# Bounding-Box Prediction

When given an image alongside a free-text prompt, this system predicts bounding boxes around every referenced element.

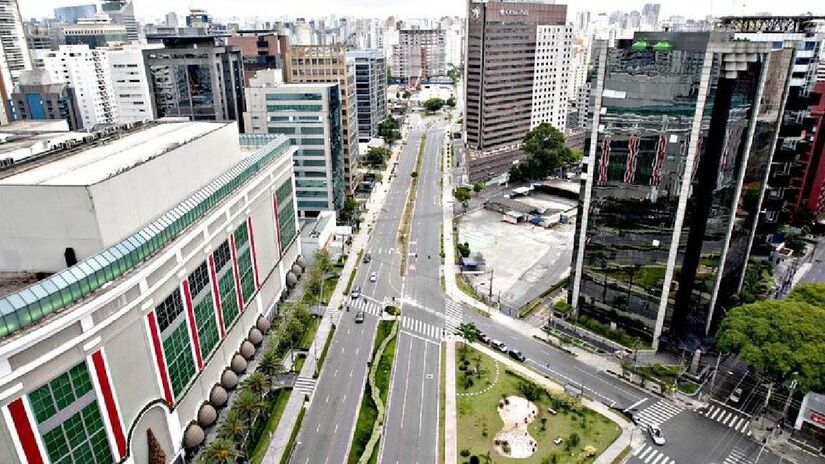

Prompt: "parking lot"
[456,191,576,311]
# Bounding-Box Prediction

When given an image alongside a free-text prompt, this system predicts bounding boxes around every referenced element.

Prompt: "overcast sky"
[19,0,824,23]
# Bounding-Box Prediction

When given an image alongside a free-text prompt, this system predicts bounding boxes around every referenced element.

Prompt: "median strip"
[399,133,427,275]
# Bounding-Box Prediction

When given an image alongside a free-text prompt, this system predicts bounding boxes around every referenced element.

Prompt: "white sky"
[19,0,825,24]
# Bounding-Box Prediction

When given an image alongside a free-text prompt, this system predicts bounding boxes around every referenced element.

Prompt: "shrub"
[384,305,401,316]
[460,449,471,457]
[469,456,480,464]
[517,381,544,402]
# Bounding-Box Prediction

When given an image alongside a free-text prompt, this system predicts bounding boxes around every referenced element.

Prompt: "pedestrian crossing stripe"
[294,377,317,395]
[347,298,382,316]
[701,404,752,435]
[400,317,442,340]
[723,447,751,464]
[632,444,676,464]
[633,401,684,428]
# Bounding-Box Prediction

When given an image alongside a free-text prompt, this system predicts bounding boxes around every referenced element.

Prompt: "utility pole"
[760,382,774,427]
[489,269,494,300]
[708,352,722,399]
[781,376,798,421]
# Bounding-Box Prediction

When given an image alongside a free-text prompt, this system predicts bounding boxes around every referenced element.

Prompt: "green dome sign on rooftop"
[631,39,649,50]
[653,40,674,50]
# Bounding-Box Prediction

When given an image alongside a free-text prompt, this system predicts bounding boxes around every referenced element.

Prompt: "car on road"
[647,424,665,446]
[369,272,377,282]
[478,332,491,345]
[613,349,631,360]
[508,349,526,362]
[363,253,371,263]
[491,339,508,352]
[351,285,362,299]
[729,387,742,403]
[355,310,365,324]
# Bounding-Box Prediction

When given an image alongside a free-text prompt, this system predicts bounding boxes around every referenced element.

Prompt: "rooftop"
[0,120,83,164]
[0,121,226,186]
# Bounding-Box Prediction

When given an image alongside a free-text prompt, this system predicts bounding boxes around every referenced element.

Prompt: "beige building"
[286,45,360,193]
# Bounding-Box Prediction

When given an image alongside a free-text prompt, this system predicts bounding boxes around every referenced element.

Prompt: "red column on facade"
[181,280,203,369]
[208,254,226,337]
[6,398,44,464]
[247,216,261,288]
[90,350,127,459]
[146,312,174,406]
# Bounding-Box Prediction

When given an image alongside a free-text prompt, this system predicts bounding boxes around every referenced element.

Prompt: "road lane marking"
[624,397,648,412]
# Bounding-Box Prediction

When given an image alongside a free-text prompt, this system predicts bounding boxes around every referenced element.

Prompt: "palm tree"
[257,349,285,379]
[218,409,245,443]
[234,389,263,425]
[198,438,240,464]
[243,372,271,399]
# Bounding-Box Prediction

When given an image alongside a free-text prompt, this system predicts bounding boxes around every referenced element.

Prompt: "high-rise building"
[641,4,661,29]
[107,43,160,123]
[287,45,360,194]
[391,27,445,84]
[38,45,118,129]
[348,50,388,141]
[804,81,825,219]
[186,8,211,29]
[720,17,825,228]
[243,70,345,217]
[569,32,791,351]
[463,1,568,182]
[444,22,464,68]
[143,35,246,130]
[164,12,179,28]
[100,0,138,42]
[228,30,290,84]
[0,120,302,464]
[0,0,31,125]
[53,4,97,24]
[10,69,82,130]
[63,15,128,49]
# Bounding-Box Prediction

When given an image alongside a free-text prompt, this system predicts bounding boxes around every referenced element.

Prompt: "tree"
[453,186,471,206]
[313,248,332,274]
[197,438,240,464]
[517,381,543,402]
[258,349,285,378]
[716,287,825,393]
[218,409,246,442]
[447,67,461,83]
[472,181,485,192]
[378,117,401,145]
[402,90,411,99]
[234,389,263,424]
[243,371,271,398]
[339,197,360,225]
[446,96,456,107]
[423,98,446,112]
[457,242,471,258]
[363,147,391,168]
[147,429,167,464]
[456,322,480,356]
[509,123,580,181]
[781,226,807,255]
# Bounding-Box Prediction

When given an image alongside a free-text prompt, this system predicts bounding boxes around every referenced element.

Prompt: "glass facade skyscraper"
[570,32,792,351]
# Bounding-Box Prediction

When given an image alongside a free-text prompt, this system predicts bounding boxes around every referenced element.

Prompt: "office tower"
[54,4,98,24]
[348,50,388,141]
[530,25,572,131]
[391,27,446,84]
[641,4,661,29]
[164,12,179,28]
[23,19,61,52]
[464,1,567,182]
[228,30,290,84]
[243,70,345,217]
[62,15,128,49]
[569,32,791,351]
[100,0,138,42]
[719,17,825,227]
[107,43,160,123]
[444,22,464,68]
[0,120,301,463]
[143,35,245,130]
[186,8,211,29]
[38,45,118,129]
[287,45,360,194]
[10,70,82,130]
[805,81,825,219]
[0,0,31,125]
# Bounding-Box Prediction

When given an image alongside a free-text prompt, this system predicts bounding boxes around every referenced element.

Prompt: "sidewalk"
[263,129,409,463]
[444,336,458,464]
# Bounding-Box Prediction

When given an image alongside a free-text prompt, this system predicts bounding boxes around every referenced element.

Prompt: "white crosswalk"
[633,401,684,428]
[347,298,383,317]
[294,376,317,396]
[632,444,677,464]
[444,299,463,334]
[400,317,443,340]
[701,404,752,436]
[723,447,754,464]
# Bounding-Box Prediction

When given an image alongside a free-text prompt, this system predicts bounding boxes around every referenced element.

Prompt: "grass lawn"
[292,355,306,374]
[314,325,336,379]
[456,345,621,464]
[456,273,482,303]
[348,321,396,463]
[322,274,341,303]
[298,316,321,351]
[249,388,292,464]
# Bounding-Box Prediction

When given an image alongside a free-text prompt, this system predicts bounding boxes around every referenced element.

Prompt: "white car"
[369,272,377,282]
[647,424,665,446]
[729,387,742,403]
[490,339,508,352]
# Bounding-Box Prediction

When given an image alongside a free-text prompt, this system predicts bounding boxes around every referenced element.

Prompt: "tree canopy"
[377,117,401,144]
[446,96,456,107]
[363,147,391,168]
[423,98,446,112]
[509,123,580,180]
[716,283,825,392]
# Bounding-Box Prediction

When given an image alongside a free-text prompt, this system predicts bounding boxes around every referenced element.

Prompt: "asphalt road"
[288,116,423,464]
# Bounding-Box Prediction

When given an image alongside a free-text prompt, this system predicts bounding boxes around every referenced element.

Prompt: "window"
[218,271,239,327]
[188,261,219,357]
[188,262,210,297]
[265,93,322,101]
[28,363,113,464]
[156,290,196,398]
[214,241,232,272]
[266,104,322,112]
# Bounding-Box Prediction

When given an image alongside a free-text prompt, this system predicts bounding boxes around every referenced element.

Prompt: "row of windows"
[266,104,322,112]
[266,126,325,135]
[265,92,322,101]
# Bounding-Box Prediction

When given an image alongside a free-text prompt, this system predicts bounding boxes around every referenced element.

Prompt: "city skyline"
[20,0,825,23]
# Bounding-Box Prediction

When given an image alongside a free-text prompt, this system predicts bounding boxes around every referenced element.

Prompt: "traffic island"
[399,133,427,275]
[455,344,622,464]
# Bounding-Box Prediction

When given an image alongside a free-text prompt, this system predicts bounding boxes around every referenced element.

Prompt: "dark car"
[363,253,372,263]
[478,332,491,345]
[355,310,365,323]
[508,349,526,362]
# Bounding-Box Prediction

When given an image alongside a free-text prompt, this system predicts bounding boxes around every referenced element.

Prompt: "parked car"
[729,387,743,403]
[478,332,491,345]
[363,253,372,263]
[355,310,365,324]
[613,349,631,360]
[351,285,362,299]
[508,349,526,362]
[369,272,377,282]
[491,339,508,352]
[647,424,665,446]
